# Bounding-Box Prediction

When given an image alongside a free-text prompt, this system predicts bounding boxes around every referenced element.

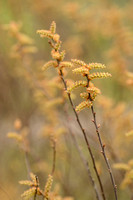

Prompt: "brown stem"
[91,105,118,200]
[51,138,56,175]
[59,69,106,200]
[86,75,118,200]
[24,151,31,180]
[63,104,100,200]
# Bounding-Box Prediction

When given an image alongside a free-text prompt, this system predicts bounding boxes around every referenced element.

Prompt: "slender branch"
[24,151,31,180]
[91,105,118,200]
[59,68,106,200]
[51,137,56,175]
[86,75,118,200]
[63,104,100,200]
[45,38,106,200]
[34,189,37,200]
[33,176,38,200]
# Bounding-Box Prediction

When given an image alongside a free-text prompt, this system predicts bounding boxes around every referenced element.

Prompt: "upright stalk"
[59,68,106,200]
[86,75,118,200]
[63,104,100,200]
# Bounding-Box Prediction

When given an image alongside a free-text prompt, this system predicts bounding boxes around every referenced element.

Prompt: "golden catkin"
[88,63,106,70]
[71,59,87,66]
[72,67,90,75]
[7,132,23,142]
[67,81,87,92]
[42,60,58,71]
[44,175,53,199]
[19,180,34,186]
[21,187,36,199]
[59,61,74,69]
[76,101,92,112]
[50,21,56,34]
[80,92,89,99]
[88,72,112,80]
[87,87,101,94]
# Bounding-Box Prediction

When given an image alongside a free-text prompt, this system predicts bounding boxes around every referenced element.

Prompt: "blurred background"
[0,0,133,199]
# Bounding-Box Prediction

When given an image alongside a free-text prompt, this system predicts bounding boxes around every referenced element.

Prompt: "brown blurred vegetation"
[0,0,133,200]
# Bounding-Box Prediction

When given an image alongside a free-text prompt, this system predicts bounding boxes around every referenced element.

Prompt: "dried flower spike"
[67,81,87,93]
[76,101,92,112]
[44,175,53,199]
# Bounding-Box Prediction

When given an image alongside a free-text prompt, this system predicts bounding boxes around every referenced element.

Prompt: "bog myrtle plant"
[37,22,118,200]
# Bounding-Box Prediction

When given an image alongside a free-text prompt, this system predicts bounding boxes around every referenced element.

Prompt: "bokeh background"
[0,0,133,199]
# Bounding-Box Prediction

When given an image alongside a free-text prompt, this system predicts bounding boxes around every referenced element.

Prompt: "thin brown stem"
[33,190,37,200]
[46,38,106,200]
[51,138,56,175]
[86,75,118,200]
[24,151,31,180]
[91,105,118,200]
[59,69,106,200]
[63,104,100,200]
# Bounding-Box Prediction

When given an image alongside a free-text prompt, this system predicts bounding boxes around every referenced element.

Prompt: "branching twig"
[51,137,56,175]
[63,103,100,200]
[86,75,118,200]
[58,68,106,200]
[91,105,118,200]
[24,151,31,180]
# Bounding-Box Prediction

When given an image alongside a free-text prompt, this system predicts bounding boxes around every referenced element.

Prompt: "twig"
[91,105,118,200]
[63,103,100,200]
[58,68,106,200]
[51,137,56,175]
[44,37,106,200]
[86,75,118,200]
[33,176,39,200]
[24,151,31,180]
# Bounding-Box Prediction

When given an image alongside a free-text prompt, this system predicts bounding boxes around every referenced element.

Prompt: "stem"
[51,138,56,175]
[24,151,31,180]
[33,190,37,200]
[63,104,100,200]
[86,75,118,200]
[59,69,106,200]
[91,105,118,200]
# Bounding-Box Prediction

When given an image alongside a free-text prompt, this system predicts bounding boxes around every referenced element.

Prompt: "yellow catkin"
[60,50,66,61]
[14,118,22,130]
[50,21,56,34]
[7,132,23,142]
[44,175,53,199]
[72,67,89,75]
[88,63,106,70]
[71,59,87,66]
[76,101,92,112]
[87,87,101,94]
[67,81,87,92]
[21,187,36,199]
[37,30,54,40]
[80,92,89,99]
[55,40,62,51]
[30,173,37,184]
[19,180,34,186]
[53,34,60,43]
[125,130,133,137]
[113,163,130,171]
[42,60,57,71]
[59,61,74,69]
[51,49,61,60]
[89,72,112,80]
